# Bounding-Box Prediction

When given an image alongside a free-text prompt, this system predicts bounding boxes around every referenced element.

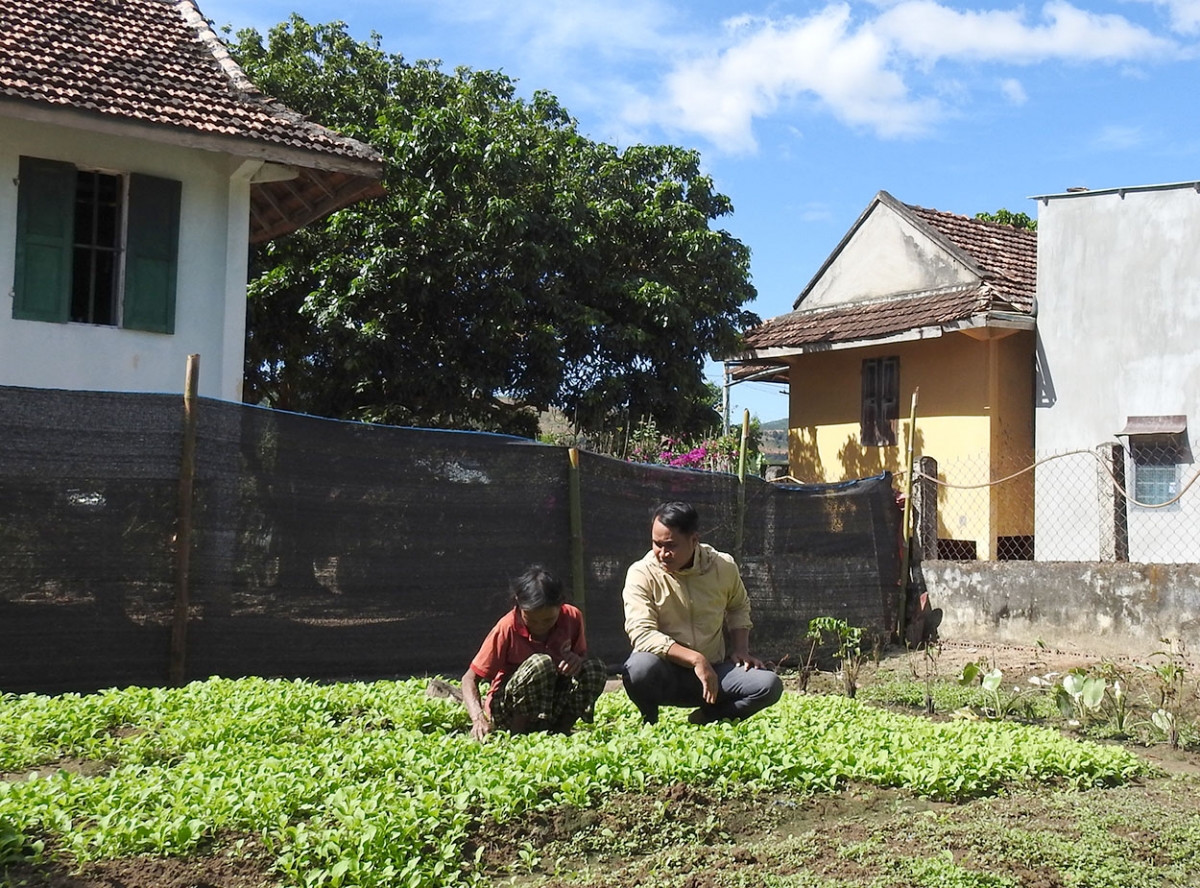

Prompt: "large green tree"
[230,18,758,437]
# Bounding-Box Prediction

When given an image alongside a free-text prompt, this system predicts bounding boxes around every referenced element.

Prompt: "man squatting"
[622,501,784,725]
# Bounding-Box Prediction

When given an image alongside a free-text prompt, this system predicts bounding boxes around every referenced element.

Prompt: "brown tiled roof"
[905,203,1036,312]
[744,285,1005,351]
[740,194,1036,355]
[0,0,384,241]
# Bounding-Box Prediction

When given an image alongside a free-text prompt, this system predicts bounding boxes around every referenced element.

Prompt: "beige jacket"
[622,542,753,663]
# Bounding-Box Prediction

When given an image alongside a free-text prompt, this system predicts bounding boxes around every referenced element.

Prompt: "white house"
[1034,182,1200,563]
[0,0,384,401]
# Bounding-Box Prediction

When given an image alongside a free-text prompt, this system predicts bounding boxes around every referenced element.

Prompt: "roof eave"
[732,311,1036,361]
[0,97,384,179]
[0,98,387,243]
[250,173,387,244]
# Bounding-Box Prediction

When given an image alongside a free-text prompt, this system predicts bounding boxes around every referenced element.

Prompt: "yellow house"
[731,192,1037,561]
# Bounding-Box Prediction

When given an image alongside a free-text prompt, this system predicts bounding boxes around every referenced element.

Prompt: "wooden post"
[170,354,199,685]
[897,389,919,642]
[735,409,750,563]
[567,447,586,618]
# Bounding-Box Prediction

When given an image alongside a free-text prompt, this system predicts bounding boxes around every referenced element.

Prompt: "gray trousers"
[622,650,784,724]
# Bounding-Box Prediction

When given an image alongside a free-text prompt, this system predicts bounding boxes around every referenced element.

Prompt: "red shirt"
[470,604,588,711]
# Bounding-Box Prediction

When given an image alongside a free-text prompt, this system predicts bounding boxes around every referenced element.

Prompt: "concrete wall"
[0,116,253,401]
[1035,184,1200,562]
[921,560,1200,659]
[803,201,976,308]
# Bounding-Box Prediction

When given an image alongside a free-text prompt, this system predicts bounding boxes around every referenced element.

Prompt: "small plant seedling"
[908,643,942,715]
[1152,708,1181,749]
[958,662,1026,720]
[807,617,867,698]
[1054,670,1107,726]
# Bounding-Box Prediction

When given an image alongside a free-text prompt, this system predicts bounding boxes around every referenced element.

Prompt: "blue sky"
[198,0,1200,424]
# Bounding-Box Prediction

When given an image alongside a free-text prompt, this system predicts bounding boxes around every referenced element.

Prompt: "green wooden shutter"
[123,173,181,334]
[14,156,75,322]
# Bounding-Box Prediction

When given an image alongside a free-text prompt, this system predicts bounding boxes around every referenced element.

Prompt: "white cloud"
[658,5,940,153]
[800,202,834,222]
[873,0,1173,63]
[1131,0,1200,34]
[1000,78,1028,105]
[644,1,1176,154]
[1092,124,1147,149]
[414,0,674,58]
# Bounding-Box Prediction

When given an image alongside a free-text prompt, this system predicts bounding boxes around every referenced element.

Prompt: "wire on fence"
[907,441,1198,564]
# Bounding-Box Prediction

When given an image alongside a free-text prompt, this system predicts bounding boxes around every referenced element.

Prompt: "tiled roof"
[905,203,1036,312]
[0,0,384,241]
[743,285,1005,351]
[741,195,1036,354]
[0,0,380,165]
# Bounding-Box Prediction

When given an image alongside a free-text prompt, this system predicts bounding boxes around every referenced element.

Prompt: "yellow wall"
[990,331,1036,542]
[785,329,1034,559]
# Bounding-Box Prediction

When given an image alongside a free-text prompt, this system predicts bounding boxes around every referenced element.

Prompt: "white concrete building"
[0,0,383,402]
[1034,183,1200,563]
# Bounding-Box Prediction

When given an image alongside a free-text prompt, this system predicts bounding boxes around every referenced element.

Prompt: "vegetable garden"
[3,645,1199,888]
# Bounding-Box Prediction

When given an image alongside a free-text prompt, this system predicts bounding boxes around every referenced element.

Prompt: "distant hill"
[758,418,788,431]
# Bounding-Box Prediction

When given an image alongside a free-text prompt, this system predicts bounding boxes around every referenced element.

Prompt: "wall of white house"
[1034,184,1200,563]
[0,116,251,402]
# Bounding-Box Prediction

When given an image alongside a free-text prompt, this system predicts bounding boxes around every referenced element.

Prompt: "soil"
[1,839,275,888]
[4,642,1199,888]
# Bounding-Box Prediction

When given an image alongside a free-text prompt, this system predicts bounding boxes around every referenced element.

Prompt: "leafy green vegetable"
[0,678,1150,888]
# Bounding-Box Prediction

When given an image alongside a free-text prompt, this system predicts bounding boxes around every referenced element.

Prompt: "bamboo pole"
[170,354,200,685]
[897,388,919,643]
[735,409,750,563]
[567,447,586,618]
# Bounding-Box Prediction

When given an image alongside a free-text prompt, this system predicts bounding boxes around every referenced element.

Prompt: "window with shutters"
[860,356,899,446]
[13,156,180,333]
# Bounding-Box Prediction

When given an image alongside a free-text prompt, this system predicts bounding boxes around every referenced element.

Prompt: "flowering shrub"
[627,419,756,474]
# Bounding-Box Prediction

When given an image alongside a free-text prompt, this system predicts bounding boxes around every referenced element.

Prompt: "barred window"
[861,356,899,447]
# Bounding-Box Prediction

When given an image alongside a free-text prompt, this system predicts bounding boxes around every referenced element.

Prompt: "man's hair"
[652,501,700,536]
[509,565,566,610]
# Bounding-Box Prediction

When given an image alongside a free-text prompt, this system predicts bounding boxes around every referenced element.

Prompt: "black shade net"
[0,386,900,694]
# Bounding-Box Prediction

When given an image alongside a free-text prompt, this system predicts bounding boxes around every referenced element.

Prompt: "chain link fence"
[913,441,1199,564]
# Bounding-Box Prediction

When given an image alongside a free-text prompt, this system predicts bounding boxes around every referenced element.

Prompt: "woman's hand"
[461,668,492,741]
[557,644,583,677]
[470,714,493,742]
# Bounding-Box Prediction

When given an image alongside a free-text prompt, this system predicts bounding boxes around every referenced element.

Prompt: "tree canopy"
[229,18,758,437]
[974,208,1037,231]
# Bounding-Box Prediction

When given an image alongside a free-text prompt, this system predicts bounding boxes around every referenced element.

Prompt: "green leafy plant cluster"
[0,677,1149,887]
[859,640,1199,750]
[806,617,869,698]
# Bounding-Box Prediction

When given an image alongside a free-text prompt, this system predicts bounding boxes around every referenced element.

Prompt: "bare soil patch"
[2,838,274,888]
